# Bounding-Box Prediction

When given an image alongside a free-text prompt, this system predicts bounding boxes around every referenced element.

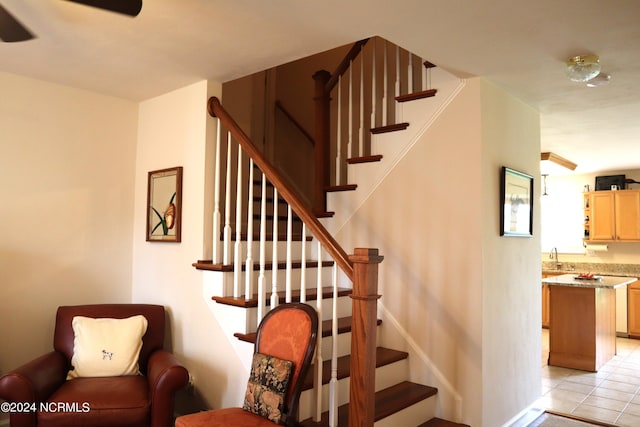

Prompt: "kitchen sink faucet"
[549,247,561,269]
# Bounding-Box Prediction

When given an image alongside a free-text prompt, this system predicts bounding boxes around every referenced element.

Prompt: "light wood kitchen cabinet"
[615,191,640,240]
[628,280,640,338]
[542,272,562,328]
[542,283,550,328]
[585,190,640,242]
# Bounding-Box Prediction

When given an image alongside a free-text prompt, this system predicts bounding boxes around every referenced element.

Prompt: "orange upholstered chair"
[175,302,318,427]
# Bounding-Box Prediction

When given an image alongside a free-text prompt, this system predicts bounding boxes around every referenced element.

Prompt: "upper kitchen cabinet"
[584,190,640,241]
[615,190,640,240]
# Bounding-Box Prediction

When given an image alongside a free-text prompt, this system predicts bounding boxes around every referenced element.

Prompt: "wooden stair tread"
[298,381,437,426]
[396,88,438,103]
[301,347,408,390]
[370,122,409,134]
[214,286,352,309]
[234,315,382,343]
[252,213,303,222]
[193,259,333,272]
[215,233,313,241]
[417,418,470,427]
[314,211,335,218]
[346,154,383,164]
[325,184,357,192]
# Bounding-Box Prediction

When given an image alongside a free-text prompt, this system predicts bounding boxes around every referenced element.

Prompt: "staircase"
[194,37,469,427]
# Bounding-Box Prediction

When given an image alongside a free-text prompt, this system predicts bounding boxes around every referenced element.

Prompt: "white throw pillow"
[67,315,148,379]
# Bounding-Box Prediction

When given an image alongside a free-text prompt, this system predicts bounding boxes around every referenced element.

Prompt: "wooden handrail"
[275,100,315,146]
[208,96,354,280]
[325,38,369,94]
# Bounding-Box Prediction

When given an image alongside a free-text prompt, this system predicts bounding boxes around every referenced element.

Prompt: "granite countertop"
[542,262,640,278]
[541,274,637,289]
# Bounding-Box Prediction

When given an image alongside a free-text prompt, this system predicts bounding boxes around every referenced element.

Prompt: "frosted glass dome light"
[566,54,601,82]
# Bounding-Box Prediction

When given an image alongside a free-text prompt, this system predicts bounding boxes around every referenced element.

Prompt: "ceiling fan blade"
[62,0,143,17]
[0,4,35,42]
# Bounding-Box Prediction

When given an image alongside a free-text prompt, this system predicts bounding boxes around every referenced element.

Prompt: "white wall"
[131,80,246,412]
[331,78,541,426]
[0,72,138,375]
[480,79,541,426]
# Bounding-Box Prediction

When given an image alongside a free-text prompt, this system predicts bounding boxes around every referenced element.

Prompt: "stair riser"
[235,296,352,332]
[297,359,409,420]
[373,396,436,427]
[319,330,358,360]
[215,240,318,264]
[218,266,341,298]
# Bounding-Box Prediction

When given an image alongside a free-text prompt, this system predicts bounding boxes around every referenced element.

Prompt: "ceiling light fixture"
[541,152,577,175]
[542,174,549,196]
[586,72,611,87]
[566,54,601,82]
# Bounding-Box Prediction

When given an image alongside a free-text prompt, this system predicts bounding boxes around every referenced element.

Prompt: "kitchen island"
[542,274,637,372]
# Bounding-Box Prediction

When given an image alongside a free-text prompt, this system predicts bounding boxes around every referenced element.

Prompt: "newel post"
[312,69,331,215]
[349,248,383,427]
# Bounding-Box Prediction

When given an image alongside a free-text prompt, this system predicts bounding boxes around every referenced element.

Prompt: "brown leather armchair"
[0,304,189,427]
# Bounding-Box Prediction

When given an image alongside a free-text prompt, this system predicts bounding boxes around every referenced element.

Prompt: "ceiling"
[1,0,639,175]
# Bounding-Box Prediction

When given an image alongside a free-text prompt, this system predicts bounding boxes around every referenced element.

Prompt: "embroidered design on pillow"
[243,353,293,424]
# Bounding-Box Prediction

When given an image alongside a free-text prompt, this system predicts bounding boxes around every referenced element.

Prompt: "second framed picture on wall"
[146,166,183,242]
[500,166,533,237]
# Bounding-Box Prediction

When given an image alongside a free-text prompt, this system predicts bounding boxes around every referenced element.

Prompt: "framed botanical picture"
[146,166,182,242]
[500,166,533,237]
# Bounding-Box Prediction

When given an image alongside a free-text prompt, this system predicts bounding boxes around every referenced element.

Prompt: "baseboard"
[504,403,544,427]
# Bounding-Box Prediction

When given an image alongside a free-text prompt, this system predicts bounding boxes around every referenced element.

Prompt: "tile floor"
[540,329,640,426]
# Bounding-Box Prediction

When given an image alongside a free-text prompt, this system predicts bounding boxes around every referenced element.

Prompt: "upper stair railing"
[313,37,437,213]
[207,96,382,427]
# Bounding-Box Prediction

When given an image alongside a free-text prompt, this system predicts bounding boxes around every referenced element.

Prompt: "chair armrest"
[147,350,189,427]
[0,351,68,403]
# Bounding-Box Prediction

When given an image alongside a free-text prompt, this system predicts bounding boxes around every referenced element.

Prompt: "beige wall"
[0,72,138,374]
[131,80,246,412]
[330,78,541,426]
[480,79,542,426]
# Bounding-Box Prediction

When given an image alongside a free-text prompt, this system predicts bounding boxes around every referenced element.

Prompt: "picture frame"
[146,166,183,242]
[500,166,533,237]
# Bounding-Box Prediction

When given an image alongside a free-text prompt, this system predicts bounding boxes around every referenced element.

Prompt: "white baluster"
[313,239,323,423]
[348,60,353,161]
[382,40,388,127]
[422,58,428,91]
[245,159,254,300]
[270,188,279,309]
[300,224,307,303]
[395,45,403,123]
[336,74,342,185]
[233,148,243,298]
[358,50,365,158]
[329,262,339,427]
[223,131,232,265]
[285,205,293,303]
[408,52,414,94]
[212,118,222,264]
[370,38,377,139]
[257,173,267,325]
